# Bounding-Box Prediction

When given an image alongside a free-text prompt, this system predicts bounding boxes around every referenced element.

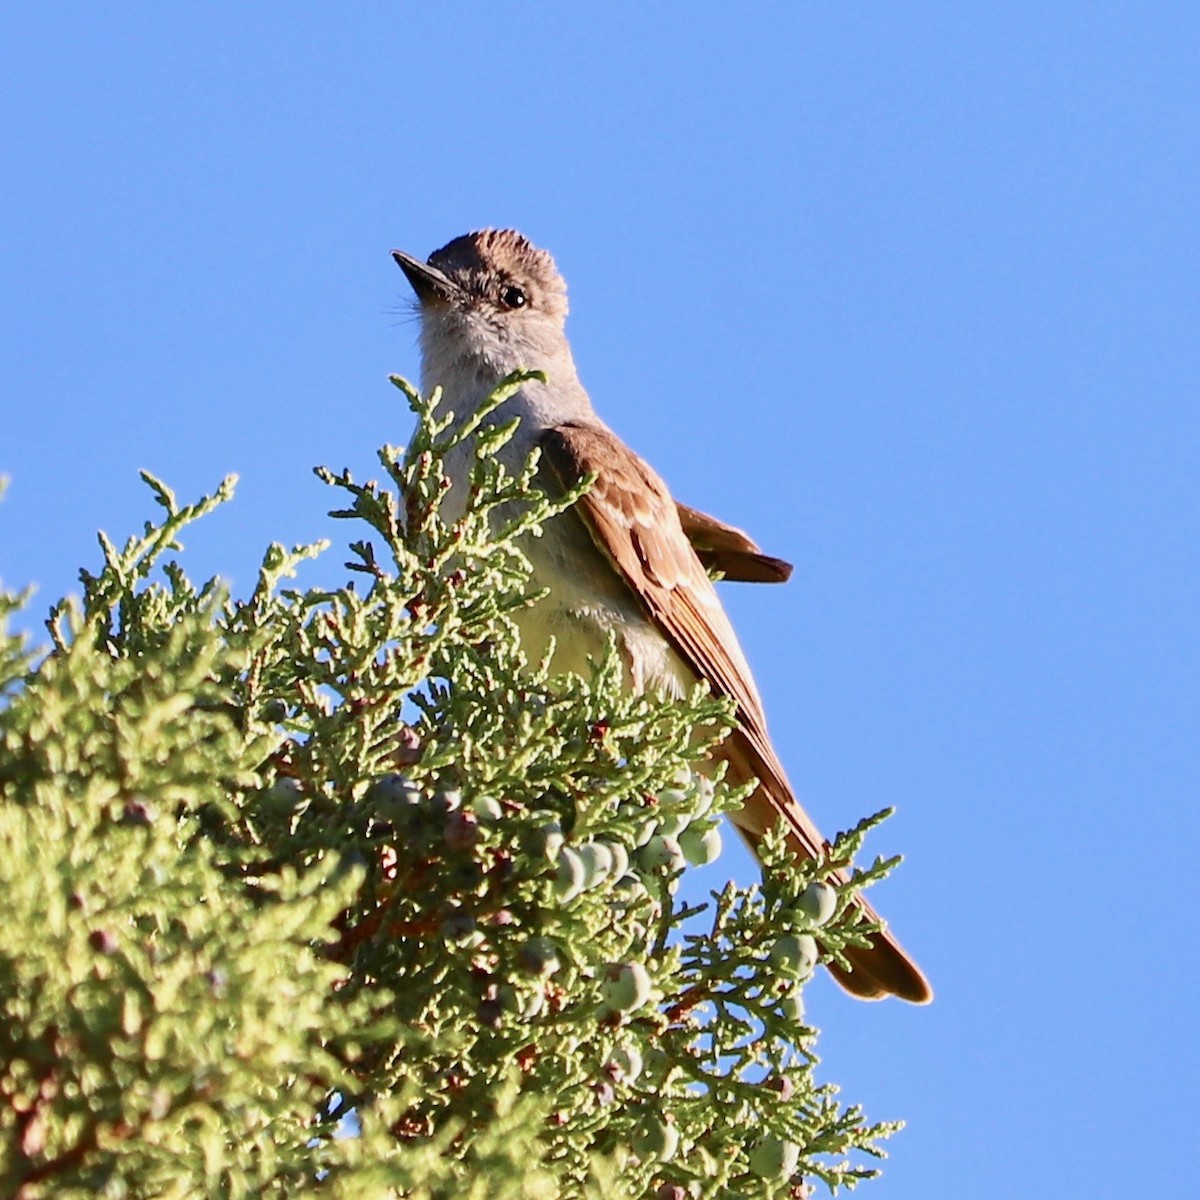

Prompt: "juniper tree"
[0,376,908,1197]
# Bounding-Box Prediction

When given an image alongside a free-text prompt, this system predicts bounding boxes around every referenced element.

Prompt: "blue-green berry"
[632,1116,680,1162]
[518,937,562,978]
[534,815,565,860]
[794,881,838,928]
[779,984,805,1023]
[769,933,819,980]
[554,847,586,901]
[577,840,616,888]
[368,774,422,822]
[600,961,652,1014]
[606,840,630,879]
[605,1044,644,1083]
[471,795,505,822]
[679,824,722,866]
[748,1134,800,1180]
[636,834,686,874]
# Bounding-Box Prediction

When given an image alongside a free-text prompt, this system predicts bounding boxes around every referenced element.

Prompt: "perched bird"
[393,229,931,1003]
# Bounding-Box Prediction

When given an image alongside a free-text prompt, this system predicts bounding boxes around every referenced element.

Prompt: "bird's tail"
[719,732,933,1005]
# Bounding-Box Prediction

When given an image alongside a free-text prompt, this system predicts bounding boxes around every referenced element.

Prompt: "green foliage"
[0,374,905,1197]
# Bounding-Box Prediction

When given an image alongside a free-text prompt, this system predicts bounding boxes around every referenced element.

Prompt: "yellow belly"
[512,520,693,698]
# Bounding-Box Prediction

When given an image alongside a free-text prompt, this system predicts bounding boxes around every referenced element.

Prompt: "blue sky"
[2,4,1197,1194]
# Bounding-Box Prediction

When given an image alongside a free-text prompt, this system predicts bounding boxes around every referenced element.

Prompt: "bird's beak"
[391,249,460,304]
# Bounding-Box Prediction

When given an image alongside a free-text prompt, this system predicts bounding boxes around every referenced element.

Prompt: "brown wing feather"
[540,422,932,1005]
[676,502,794,584]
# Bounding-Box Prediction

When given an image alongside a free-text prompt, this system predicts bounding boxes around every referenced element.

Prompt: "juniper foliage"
[0,374,906,1197]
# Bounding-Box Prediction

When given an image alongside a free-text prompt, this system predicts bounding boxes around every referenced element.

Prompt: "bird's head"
[393,230,571,383]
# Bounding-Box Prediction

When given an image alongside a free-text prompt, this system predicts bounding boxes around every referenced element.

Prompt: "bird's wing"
[539,423,781,780]
[539,421,932,1004]
[539,422,834,863]
[676,502,794,584]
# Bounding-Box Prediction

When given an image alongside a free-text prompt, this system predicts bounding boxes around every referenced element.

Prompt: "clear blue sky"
[3,4,1197,1194]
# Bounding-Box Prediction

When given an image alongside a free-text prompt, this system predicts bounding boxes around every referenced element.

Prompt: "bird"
[392,229,931,1003]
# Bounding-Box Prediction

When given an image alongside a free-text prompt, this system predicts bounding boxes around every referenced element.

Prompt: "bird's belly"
[513,519,694,699]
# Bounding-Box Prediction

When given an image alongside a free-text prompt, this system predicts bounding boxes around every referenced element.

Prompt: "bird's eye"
[499,284,527,309]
